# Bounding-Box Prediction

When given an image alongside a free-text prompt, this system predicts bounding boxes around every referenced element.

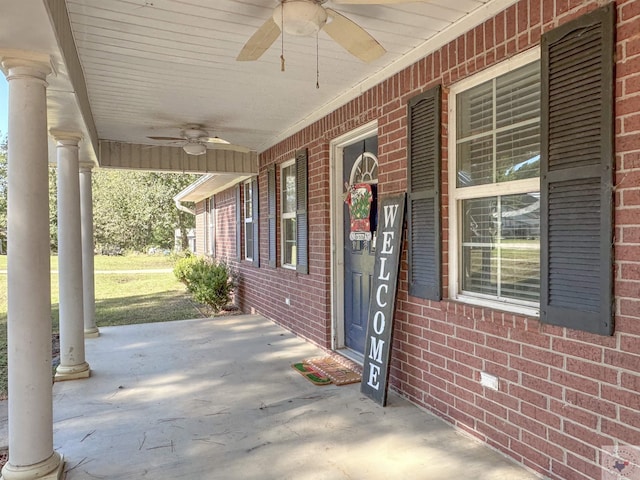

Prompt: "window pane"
[500,194,540,302]
[245,225,253,260]
[244,183,252,218]
[457,135,494,187]
[496,62,541,129]
[500,193,540,241]
[500,248,539,302]
[457,61,540,188]
[462,197,497,244]
[282,165,296,214]
[461,194,540,304]
[457,79,493,138]
[462,197,497,295]
[283,217,297,266]
[496,123,540,182]
[462,245,498,296]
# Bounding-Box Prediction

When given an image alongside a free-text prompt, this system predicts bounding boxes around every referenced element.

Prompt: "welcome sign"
[361,193,406,406]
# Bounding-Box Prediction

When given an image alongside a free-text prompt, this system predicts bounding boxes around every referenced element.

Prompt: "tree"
[91,170,197,253]
[48,166,57,252]
[0,135,196,253]
[0,133,6,253]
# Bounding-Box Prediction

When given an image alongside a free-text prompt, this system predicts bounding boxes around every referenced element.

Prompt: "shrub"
[173,252,199,285]
[175,255,236,314]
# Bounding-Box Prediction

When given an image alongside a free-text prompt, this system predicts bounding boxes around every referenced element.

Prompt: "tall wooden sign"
[361,193,406,406]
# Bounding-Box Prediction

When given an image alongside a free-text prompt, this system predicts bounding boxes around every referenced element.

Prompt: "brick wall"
[212,187,238,262]
[234,138,334,347]
[394,2,640,479]
[208,1,640,479]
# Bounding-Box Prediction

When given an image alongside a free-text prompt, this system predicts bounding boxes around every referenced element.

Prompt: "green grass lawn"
[0,254,204,398]
[0,253,176,272]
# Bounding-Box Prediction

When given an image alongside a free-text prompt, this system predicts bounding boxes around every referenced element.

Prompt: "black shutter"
[296,148,308,274]
[252,176,260,267]
[267,166,277,267]
[540,4,614,335]
[407,85,442,300]
[235,184,241,261]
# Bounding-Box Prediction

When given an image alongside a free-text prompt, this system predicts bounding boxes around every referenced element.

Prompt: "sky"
[0,75,7,137]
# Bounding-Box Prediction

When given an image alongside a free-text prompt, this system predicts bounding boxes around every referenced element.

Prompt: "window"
[272,150,308,273]
[449,50,541,315]
[244,180,253,261]
[281,159,297,269]
[237,177,259,267]
[207,197,215,256]
[409,7,613,334]
[267,166,277,267]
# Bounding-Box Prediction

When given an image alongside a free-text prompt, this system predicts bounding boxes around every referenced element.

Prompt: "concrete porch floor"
[6,315,543,479]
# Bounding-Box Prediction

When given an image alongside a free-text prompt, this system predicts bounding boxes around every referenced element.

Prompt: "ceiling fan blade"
[147,136,185,141]
[204,136,231,145]
[322,9,386,63]
[208,143,252,154]
[237,16,282,61]
[332,0,426,3]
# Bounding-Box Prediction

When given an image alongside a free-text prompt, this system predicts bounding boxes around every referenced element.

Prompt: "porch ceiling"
[1,0,517,173]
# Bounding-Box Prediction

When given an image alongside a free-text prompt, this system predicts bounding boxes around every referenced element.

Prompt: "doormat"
[306,356,361,385]
[291,362,332,385]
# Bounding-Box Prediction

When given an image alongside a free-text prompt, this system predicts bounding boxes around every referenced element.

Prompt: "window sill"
[454,294,540,318]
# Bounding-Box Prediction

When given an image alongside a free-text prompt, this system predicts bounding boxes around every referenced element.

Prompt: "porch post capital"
[50,130,83,147]
[0,51,53,82]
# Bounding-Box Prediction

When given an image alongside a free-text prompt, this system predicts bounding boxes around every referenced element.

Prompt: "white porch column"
[52,132,90,381]
[0,56,64,479]
[80,165,99,337]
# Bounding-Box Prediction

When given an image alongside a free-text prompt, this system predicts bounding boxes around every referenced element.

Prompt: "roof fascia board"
[44,0,99,160]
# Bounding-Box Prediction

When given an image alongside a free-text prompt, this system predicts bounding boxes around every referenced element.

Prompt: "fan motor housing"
[274,1,328,36]
[182,126,208,140]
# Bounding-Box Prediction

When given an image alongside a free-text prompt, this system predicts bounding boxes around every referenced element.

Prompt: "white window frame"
[280,159,297,270]
[243,180,253,261]
[207,196,215,256]
[448,48,541,317]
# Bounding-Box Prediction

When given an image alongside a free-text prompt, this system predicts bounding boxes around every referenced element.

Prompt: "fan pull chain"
[281,3,285,72]
[316,31,320,89]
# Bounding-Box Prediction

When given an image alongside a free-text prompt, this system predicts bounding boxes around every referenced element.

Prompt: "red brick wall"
[208,1,640,479]
[212,187,238,262]
[235,139,334,347]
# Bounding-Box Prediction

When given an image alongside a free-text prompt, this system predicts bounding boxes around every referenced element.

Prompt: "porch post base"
[54,362,90,381]
[1,452,64,480]
[84,327,100,338]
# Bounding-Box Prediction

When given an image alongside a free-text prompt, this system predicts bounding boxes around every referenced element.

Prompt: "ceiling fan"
[237,0,423,64]
[147,125,250,156]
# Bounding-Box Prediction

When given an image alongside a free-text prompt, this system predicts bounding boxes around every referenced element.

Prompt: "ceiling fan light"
[274,1,327,36]
[183,142,207,156]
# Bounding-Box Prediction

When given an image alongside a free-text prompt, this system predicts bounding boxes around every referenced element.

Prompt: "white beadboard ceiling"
[1,0,517,164]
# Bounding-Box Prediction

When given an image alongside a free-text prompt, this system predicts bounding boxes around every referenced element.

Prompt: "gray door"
[343,136,378,355]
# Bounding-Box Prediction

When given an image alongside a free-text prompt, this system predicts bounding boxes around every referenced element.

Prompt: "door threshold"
[335,348,364,367]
